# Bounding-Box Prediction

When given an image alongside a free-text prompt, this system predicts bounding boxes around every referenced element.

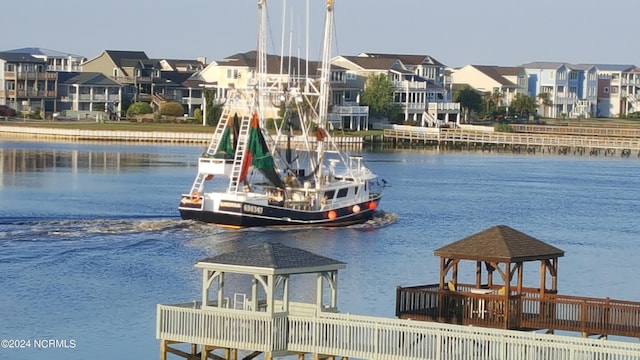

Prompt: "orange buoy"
[352,205,361,213]
[368,201,377,211]
[205,174,214,180]
[327,210,337,220]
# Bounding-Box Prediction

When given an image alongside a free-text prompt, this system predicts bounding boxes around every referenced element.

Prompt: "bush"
[127,102,153,117]
[160,102,185,117]
[194,108,203,122]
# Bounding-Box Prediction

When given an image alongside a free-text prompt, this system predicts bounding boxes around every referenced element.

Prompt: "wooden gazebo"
[397,225,568,331]
[435,224,564,302]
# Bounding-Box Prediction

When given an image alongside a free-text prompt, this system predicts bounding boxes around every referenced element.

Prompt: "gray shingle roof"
[0,52,45,63]
[3,47,83,58]
[58,72,121,86]
[104,50,149,67]
[339,55,402,71]
[434,225,564,263]
[197,242,346,273]
[471,65,517,87]
[362,53,444,67]
[221,51,321,77]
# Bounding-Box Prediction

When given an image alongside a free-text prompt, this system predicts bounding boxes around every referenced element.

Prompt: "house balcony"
[4,72,58,81]
[182,97,203,105]
[392,80,428,90]
[64,94,120,102]
[428,102,460,112]
[109,76,152,84]
[330,105,368,115]
[2,90,56,98]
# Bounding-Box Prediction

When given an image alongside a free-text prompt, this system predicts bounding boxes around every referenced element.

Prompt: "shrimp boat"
[178,0,384,228]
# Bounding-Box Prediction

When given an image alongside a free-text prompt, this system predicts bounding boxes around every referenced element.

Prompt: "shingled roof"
[196,242,346,275]
[434,225,564,263]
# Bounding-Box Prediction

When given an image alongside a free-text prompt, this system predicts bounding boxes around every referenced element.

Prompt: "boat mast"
[256,0,268,121]
[314,0,334,189]
[318,0,333,128]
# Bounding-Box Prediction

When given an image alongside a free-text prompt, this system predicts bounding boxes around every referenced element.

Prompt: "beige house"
[451,65,529,113]
[82,50,161,104]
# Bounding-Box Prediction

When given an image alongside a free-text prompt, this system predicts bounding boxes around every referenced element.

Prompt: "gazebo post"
[475,261,482,288]
[504,262,511,328]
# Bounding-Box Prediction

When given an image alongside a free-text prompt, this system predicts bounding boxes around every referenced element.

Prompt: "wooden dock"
[157,241,640,360]
[158,302,640,360]
[396,283,640,338]
[383,126,640,156]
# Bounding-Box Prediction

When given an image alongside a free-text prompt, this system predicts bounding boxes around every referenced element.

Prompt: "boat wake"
[0,217,225,242]
[352,210,399,230]
[0,211,397,243]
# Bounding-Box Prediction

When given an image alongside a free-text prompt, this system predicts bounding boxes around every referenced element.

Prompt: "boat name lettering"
[243,204,264,215]
[219,201,242,209]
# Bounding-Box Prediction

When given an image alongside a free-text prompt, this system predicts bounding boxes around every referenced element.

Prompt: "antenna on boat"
[279,0,287,92]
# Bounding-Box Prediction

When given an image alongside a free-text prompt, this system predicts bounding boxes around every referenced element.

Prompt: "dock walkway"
[158,301,640,360]
[384,126,640,155]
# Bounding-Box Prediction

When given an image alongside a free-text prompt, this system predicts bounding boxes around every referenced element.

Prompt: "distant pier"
[384,125,640,156]
[0,125,363,147]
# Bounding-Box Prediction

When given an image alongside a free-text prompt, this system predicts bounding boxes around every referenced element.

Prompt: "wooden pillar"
[475,261,482,287]
[504,262,511,328]
[517,262,523,295]
[540,260,546,298]
[551,258,558,292]
[160,339,167,360]
[439,257,446,289]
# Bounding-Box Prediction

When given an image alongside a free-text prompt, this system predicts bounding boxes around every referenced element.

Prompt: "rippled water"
[0,140,639,359]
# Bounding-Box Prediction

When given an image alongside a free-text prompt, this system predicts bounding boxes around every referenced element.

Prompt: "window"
[337,188,349,198]
[113,68,119,77]
[226,69,240,79]
[569,72,578,80]
[557,86,564,93]
[603,87,609,93]
[346,72,356,80]
[324,190,335,199]
[6,64,15,71]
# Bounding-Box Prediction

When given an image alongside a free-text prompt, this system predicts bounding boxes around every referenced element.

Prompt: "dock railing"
[396,283,640,338]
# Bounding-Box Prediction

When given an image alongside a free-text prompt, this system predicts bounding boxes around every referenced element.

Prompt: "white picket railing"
[157,303,640,360]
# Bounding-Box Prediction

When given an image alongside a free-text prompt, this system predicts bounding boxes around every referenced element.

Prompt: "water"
[1,140,639,359]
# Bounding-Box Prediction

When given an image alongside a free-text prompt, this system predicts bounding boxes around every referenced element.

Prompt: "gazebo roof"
[434,225,564,263]
[195,242,346,275]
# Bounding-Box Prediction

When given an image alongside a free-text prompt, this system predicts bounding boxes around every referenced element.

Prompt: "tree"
[491,90,503,113]
[453,86,482,122]
[537,92,552,118]
[361,73,402,122]
[159,101,185,117]
[126,102,153,122]
[204,89,224,126]
[510,93,537,116]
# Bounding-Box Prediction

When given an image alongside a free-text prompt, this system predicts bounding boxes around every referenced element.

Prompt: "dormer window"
[113,68,119,77]
[135,69,141,77]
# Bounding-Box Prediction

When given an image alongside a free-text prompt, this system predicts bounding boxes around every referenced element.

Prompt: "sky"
[2,0,638,68]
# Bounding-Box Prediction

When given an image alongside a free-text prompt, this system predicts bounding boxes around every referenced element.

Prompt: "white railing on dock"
[384,128,640,151]
[0,126,364,146]
[157,303,640,360]
[157,304,288,353]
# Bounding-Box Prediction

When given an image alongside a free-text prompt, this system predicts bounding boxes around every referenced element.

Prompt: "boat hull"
[179,195,382,228]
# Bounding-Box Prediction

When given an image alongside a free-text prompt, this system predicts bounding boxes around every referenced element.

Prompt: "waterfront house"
[592,64,640,117]
[332,53,460,126]
[82,50,161,105]
[450,65,529,114]
[0,52,58,114]
[198,51,370,130]
[56,72,123,119]
[522,62,598,119]
[3,47,85,72]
